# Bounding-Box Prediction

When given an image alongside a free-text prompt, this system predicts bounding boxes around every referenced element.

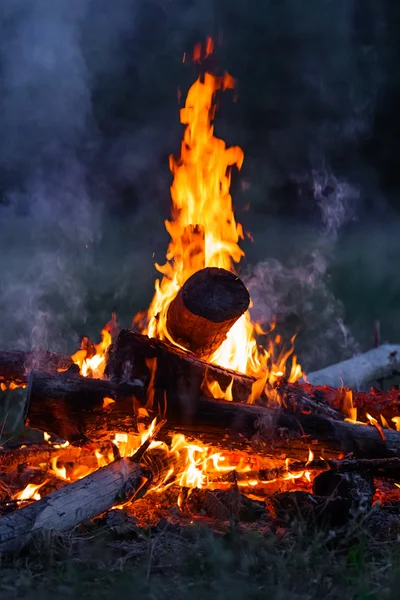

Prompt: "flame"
[51,457,68,480]
[14,481,48,502]
[342,389,357,423]
[72,329,112,378]
[133,62,301,394]
[392,417,400,431]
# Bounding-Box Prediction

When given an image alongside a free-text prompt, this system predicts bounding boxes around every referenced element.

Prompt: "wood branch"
[305,345,400,390]
[0,456,151,554]
[166,267,250,360]
[0,350,72,385]
[106,329,256,404]
[24,370,400,461]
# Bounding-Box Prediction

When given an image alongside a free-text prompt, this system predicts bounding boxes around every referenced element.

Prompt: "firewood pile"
[1,319,400,554]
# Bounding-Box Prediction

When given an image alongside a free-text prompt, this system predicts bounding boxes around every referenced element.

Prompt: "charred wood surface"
[272,491,350,528]
[166,267,250,360]
[0,350,72,385]
[25,370,400,461]
[312,470,375,514]
[106,329,255,404]
[0,457,151,554]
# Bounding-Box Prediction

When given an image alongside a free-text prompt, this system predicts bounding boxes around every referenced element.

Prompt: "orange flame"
[136,56,301,394]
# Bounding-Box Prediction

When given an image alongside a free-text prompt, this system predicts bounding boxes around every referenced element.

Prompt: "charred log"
[166,267,250,360]
[312,470,375,515]
[0,442,113,474]
[24,370,400,461]
[0,350,72,386]
[106,329,255,404]
[272,491,350,528]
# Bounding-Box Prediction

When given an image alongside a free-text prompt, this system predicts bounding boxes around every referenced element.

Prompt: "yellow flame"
[72,329,112,379]
[51,457,68,480]
[14,481,48,501]
[392,417,400,431]
[134,65,301,395]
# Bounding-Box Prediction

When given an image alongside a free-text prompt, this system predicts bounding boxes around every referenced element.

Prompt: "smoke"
[244,172,361,371]
[0,0,390,357]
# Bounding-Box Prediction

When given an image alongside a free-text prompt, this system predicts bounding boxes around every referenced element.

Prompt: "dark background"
[1,0,400,372]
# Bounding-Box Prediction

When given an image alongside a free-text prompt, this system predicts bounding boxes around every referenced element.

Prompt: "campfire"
[1,39,400,552]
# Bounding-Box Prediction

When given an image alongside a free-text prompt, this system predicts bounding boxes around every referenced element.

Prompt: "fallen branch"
[305,345,400,390]
[0,451,152,554]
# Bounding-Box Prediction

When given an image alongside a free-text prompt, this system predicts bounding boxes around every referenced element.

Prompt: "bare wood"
[305,345,400,390]
[25,370,400,461]
[0,350,72,385]
[0,457,151,554]
[166,267,250,360]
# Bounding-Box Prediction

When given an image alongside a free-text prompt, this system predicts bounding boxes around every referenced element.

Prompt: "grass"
[0,516,400,600]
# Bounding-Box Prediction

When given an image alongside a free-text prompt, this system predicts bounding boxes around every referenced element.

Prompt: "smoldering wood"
[0,457,151,554]
[166,267,250,360]
[0,441,114,474]
[305,345,400,390]
[25,370,400,461]
[312,470,375,515]
[0,468,68,501]
[0,350,72,385]
[272,491,351,528]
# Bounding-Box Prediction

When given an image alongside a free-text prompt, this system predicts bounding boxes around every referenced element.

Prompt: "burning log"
[0,454,151,554]
[166,267,250,360]
[0,350,72,386]
[305,344,400,390]
[24,370,400,460]
[106,329,255,403]
[0,442,107,473]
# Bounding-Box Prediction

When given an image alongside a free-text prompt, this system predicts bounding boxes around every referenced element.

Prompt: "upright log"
[166,267,250,360]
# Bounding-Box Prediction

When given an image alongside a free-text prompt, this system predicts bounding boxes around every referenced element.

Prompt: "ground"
[1,515,400,600]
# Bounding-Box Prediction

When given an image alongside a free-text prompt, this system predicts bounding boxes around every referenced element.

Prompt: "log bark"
[165,267,250,360]
[0,350,72,386]
[0,457,151,554]
[106,329,256,404]
[24,370,400,461]
[305,345,400,390]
